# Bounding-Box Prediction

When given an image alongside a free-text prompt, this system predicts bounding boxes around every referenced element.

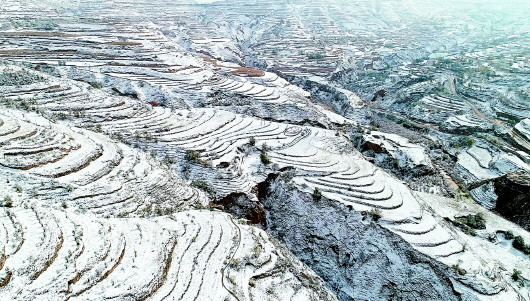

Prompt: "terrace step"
[0,206,333,300]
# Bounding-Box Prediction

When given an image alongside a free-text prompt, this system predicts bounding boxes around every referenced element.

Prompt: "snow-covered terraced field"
[0,110,208,217]
[1,4,529,298]
[445,114,491,132]
[0,62,523,297]
[0,29,313,110]
[495,98,530,120]
[419,94,467,113]
[363,130,433,170]
[269,132,466,259]
[1,69,512,291]
[0,207,335,300]
[455,142,529,187]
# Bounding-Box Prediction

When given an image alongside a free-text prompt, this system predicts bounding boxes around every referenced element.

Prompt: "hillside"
[1,1,529,300]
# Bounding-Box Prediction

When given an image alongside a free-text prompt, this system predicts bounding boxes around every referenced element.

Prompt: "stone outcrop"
[494,171,530,231]
[261,176,461,301]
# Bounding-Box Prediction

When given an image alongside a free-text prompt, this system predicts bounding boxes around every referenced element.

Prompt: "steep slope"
[0,2,529,299]
[2,63,528,299]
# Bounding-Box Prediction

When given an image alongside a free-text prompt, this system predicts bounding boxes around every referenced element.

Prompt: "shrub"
[513,236,525,250]
[90,82,104,89]
[312,188,322,201]
[456,213,486,230]
[191,179,216,197]
[56,112,70,120]
[112,132,126,143]
[249,278,256,287]
[181,163,190,179]
[260,149,271,165]
[307,53,324,60]
[249,137,256,146]
[228,258,240,268]
[185,150,201,162]
[65,184,74,192]
[0,69,44,86]
[2,195,13,208]
[117,211,128,218]
[452,264,467,276]
[163,156,176,165]
[369,208,383,221]
[426,140,439,150]
[251,244,262,257]
[72,109,85,118]
[15,185,23,193]
[154,207,163,216]
[452,137,475,149]
[462,226,477,236]
[505,231,515,239]
[141,204,152,216]
[466,138,475,147]
[512,236,530,254]
[512,269,522,281]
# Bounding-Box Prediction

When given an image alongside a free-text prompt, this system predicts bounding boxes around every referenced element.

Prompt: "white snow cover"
[0,12,528,298]
[0,207,335,300]
[364,130,433,169]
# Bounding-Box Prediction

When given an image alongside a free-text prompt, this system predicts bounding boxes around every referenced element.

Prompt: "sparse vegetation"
[2,195,13,208]
[90,82,104,89]
[163,156,176,165]
[260,148,271,165]
[306,53,324,60]
[228,258,240,268]
[0,69,44,86]
[312,187,322,201]
[1,96,39,112]
[185,150,201,163]
[452,264,467,276]
[512,269,522,281]
[512,236,530,255]
[369,208,383,221]
[456,213,486,230]
[191,179,216,197]
[10,17,58,30]
[252,244,262,257]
